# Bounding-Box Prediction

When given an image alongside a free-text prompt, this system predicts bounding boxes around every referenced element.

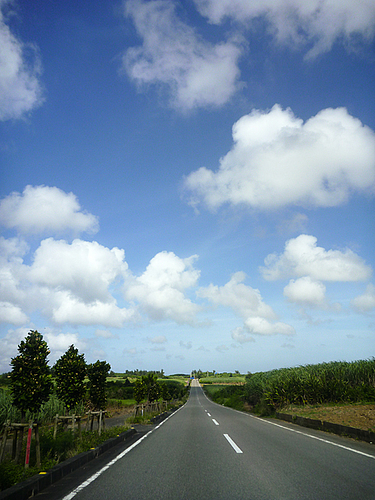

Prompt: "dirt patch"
[105,406,135,428]
[281,403,375,431]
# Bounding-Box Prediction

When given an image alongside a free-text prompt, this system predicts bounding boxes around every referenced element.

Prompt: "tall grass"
[0,390,19,426]
[245,358,375,412]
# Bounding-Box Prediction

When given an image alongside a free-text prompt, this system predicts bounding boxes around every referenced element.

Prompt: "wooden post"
[72,414,76,434]
[24,422,33,469]
[12,427,17,460]
[53,414,58,439]
[78,417,82,440]
[0,422,9,463]
[15,426,24,464]
[98,410,102,436]
[35,424,41,468]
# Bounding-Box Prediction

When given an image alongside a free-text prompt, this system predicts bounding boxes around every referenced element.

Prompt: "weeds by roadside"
[0,424,129,491]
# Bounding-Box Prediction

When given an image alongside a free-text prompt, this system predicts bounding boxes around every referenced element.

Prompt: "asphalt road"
[37,380,375,500]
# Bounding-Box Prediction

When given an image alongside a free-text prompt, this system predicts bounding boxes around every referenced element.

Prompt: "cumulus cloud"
[231,326,255,344]
[244,317,295,336]
[125,251,201,324]
[351,284,375,313]
[44,331,84,355]
[184,105,375,211]
[198,271,276,320]
[193,0,375,57]
[0,237,29,321]
[0,0,44,120]
[50,292,134,328]
[0,327,29,372]
[283,276,327,307]
[0,233,135,328]
[0,301,28,325]
[123,0,243,110]
[261,234,372,282]
[198,272,294,336]
[28,238,128,303]
[0,185,99,235]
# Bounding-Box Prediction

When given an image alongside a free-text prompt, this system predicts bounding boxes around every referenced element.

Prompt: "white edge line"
[224,434,243,454]
[247,414,375,460]
[62,403,186,500]
[199,385,375,461]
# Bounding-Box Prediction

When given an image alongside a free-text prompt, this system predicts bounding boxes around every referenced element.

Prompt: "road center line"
[212,419,219,425]
[207,412,211,416]
[224,434,243,454]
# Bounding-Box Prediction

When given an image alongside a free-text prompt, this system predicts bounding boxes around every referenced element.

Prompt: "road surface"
[37,380,375,499]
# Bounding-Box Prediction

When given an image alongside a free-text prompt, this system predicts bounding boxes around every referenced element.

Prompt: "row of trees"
[9,330,111,421]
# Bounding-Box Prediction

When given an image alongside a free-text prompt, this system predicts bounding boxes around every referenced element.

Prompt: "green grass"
[200,376,245,384]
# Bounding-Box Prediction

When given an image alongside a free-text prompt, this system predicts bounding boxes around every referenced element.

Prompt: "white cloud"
[0,185,99,235]
[0,1,44,120]
[123,0,243,110]
[0,327,29,372]
[184,105,375,211]
[0,237,29,312]
[44,331,83,354]
[231,326,255,344]
[244,317,295,336]
[283,276,327,307]
[28,238,128,303]
[198,272,294,336]
[125,251,201,324]
[261,234,372,282]
[0,301,28,325]
[193,0,375,57]
[198,271,276,320]
[351,284,375,313]
[49,291,135,328]
[0,234,135,328]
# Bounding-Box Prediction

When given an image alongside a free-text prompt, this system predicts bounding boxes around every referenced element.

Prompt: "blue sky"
[0,0,374,375]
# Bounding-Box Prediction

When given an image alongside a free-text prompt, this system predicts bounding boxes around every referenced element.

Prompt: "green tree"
[10,330,53,420]
[87,360,111,410]
[54,345,87,412]
[134,378,145,404]
[133,373,160,403]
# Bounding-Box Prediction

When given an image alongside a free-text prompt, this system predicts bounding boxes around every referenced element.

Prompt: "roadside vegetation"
[0,330,189,491]
[201,359,375,418]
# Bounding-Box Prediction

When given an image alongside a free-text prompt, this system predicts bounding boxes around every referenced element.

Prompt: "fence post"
[35,423,41,468]
[98,410,102,436]
[53,414,58,439]
[0,422,9,463]
[25,422,33,469]
[15,426,24,464]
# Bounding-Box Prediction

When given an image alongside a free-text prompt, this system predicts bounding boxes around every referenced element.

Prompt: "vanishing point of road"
[36,379,375,499]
